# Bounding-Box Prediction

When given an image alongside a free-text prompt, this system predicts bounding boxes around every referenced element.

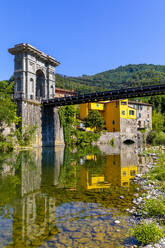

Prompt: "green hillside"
[56,64,165,93]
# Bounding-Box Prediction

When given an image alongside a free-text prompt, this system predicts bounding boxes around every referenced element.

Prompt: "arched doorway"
[36,70,45,99]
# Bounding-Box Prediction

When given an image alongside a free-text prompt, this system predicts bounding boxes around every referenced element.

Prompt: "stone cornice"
[8,43,60,67]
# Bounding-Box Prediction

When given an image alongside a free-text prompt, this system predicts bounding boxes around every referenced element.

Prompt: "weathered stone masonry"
[9,43,64,147]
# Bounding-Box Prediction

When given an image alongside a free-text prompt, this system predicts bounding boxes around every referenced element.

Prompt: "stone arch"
[36,70,45,99]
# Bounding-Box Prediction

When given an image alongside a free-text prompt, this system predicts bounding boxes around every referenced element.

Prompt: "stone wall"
[17,100,64,147]
[120,118,137,143]
[18,99,42,147]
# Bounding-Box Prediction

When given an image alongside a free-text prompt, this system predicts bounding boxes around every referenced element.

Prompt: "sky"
[0,0,165,80]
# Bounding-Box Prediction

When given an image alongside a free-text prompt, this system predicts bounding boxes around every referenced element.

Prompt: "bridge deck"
[43,84,165,106]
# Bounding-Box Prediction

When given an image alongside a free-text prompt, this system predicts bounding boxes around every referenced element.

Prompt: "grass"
[132,221,164,245]
[159,183,165,193]
[143,197,165,217]
[148,153,165,182]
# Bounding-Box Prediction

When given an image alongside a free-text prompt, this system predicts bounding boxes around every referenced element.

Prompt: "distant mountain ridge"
[56,64,165,93]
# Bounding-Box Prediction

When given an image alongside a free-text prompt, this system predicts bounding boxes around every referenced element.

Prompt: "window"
[138,113,141,118]
[147,114,149,118]
[112,120,115,125]
[51,85,54,96]
[123,171,126,176]
[122,110,125,115]
[140,106,143,110]
[130,170,136,176]
[129,110,134,115]
[121,101,127,105]
[138,121,141,127]
[30,78,34,93]
[96,104,99,107]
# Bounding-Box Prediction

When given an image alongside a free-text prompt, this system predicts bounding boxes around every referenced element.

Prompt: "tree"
[152,110,165,133]
[0,81,18,127]
[84,110,105,131]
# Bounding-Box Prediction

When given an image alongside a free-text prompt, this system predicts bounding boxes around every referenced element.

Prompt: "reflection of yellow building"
[80,99,136,132]
[81,167,111,190]
[86,155,97,161]
[105,155,138,187]
[81,151,138,190]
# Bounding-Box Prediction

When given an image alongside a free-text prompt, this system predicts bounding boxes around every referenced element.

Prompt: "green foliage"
[146,131,157,144]
[146,109,165,145]
[72,129,100,147]
[152,110,165,132]
[0,141,14,153]
[59,105,76,146]
[56,64,165,93]
[0,80,19,152]
[133,222,164,245]
[144,197,165,217]
[148,154,165,182]
[59,106,101,146]
[154,132,165,145]
[84,110,105,131]
[160,183,165,193]
[147,131,165,145]
[109,138,115,147]
[15,124,37,146]
[59,105,75,126]
[0,81,18,127]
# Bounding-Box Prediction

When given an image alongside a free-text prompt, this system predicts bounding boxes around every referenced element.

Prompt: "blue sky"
[0,0,165,80]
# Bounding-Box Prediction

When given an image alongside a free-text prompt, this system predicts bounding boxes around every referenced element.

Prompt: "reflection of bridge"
[43,83,165,106]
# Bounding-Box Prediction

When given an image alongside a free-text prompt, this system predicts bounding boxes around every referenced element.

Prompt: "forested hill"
[56,64,165,93]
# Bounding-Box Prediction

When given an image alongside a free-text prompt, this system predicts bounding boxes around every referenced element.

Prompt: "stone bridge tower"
[9,44,64,147]
[9,43,59,101]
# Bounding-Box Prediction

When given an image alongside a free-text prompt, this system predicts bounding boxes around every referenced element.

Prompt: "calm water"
[0,144,141,248]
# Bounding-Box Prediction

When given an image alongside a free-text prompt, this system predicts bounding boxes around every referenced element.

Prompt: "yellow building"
[80,99,136,132]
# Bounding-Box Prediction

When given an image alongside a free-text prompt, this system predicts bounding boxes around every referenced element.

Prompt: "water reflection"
[81,144,138,190]
[0,144,139,247]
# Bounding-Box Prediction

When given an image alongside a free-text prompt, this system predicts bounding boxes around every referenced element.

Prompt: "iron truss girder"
[42,84,165,107]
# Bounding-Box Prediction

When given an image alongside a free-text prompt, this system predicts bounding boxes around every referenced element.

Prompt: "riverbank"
[129,146,165,247]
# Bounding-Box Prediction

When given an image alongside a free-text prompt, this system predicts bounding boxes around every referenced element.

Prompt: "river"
[0,143,144,247]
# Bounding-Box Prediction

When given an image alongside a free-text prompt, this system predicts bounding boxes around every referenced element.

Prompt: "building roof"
[128,100,152,107]
[55,88,75,94]
[8,43,60,67]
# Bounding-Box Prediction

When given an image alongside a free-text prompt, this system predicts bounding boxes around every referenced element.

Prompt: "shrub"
[147,130,165,145]
[72,129,100,147]
[15,125,37,146]
[133,222,164,245]
[146,130,156,144]
[154,131,165,145]
[0,141,13,153]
